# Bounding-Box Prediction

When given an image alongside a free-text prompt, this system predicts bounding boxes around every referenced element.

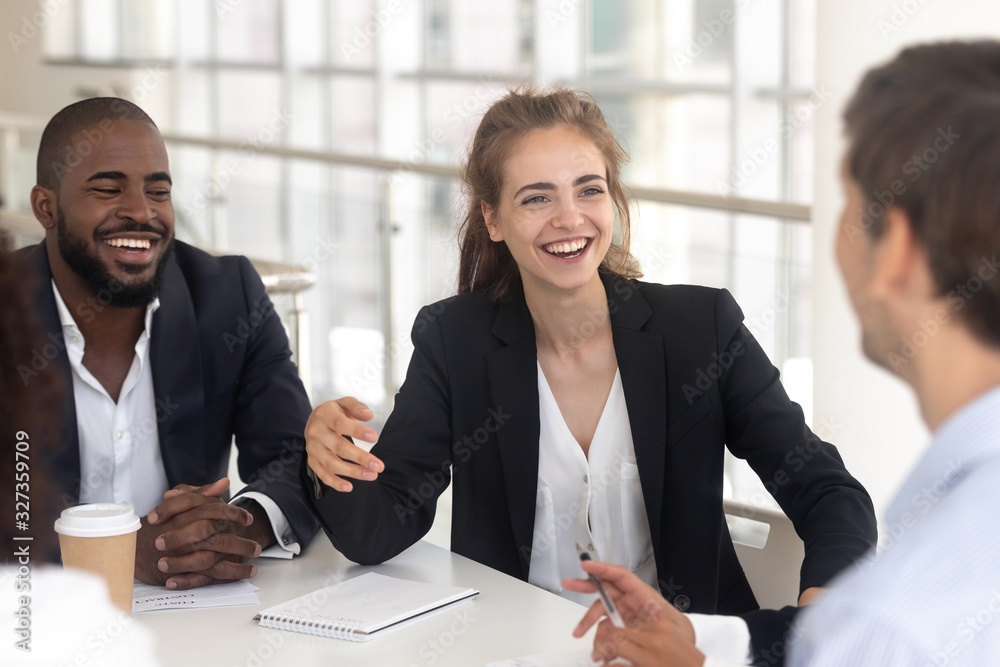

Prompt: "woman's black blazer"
[306,272,877,616]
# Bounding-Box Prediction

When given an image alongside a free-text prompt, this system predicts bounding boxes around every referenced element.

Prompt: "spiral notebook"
[253,572,479,642]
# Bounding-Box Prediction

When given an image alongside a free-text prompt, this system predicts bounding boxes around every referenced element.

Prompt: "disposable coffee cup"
[54,503,141,614]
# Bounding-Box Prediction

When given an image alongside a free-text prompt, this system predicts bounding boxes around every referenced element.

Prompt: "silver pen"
[575,542,625,628]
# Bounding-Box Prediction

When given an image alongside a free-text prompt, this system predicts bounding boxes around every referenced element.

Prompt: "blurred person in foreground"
[565,39,1000,667]
[1,243,161,665]
[15,97,318,590]
[303,85,876,636]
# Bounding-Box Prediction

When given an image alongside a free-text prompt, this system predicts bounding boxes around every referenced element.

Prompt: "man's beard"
[56,210,173,308]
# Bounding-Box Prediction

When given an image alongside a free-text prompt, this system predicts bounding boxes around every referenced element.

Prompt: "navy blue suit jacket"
[20,240,319,546]
[307,272,876,626]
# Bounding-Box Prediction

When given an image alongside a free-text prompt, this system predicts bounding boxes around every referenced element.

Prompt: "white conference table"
[135,538,597,666]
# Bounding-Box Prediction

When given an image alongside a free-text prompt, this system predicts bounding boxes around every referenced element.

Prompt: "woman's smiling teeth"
[543,238,588,258]
[105,238,152,250]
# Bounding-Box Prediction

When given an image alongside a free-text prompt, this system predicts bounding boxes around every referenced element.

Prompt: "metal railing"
[0,111,811,223]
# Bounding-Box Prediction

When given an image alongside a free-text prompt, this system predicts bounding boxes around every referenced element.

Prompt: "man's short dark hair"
[36,97,157,189]
[844,40,1000,348]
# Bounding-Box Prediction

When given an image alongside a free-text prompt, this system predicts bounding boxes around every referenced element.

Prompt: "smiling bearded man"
[16,97,319,592]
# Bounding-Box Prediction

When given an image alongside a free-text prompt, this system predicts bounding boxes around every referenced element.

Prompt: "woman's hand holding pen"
[563,561,705,666]
[305,397,384,492]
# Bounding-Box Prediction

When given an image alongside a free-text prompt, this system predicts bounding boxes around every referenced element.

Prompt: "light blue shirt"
[789,385,1000,665]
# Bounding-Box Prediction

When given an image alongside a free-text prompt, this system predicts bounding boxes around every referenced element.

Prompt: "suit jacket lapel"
[486,288,540,579]
[605,274,666,551]
[150,252,207,486]
[24,244,81,507]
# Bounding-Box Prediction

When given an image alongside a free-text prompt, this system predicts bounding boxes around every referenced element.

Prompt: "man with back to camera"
[564,40,1000,666]
[17,97,319,590]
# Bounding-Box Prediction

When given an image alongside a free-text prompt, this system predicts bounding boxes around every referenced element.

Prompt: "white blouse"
[529,363,658,605]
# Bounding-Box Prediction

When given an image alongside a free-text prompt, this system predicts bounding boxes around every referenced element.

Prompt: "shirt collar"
[883,384,1000,529]
[51,278,161,340]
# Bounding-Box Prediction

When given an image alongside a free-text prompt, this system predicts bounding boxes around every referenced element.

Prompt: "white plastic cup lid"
[54,503,141,538]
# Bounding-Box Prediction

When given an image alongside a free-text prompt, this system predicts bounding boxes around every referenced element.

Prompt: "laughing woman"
[303,88,876,617]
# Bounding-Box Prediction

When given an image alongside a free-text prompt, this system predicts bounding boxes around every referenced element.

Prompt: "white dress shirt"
[53,280,169,517]
[52,281,297,556]
[688,385,1000,666]
[787,385,1000,665]
[529,364,658,605]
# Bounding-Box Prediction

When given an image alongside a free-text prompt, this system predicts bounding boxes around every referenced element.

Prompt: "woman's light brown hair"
[457,87,641,301]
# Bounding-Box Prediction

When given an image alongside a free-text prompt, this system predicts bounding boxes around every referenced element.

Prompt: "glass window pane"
[42,0,78,59]
[331,77,376,154]
[168,144,214,249]
[631,204,810,367]
[177,0,209,61]
[589,0,734,84]
[216,71,283,141]
[79,0,120,60]
[216,0,278,63]
[596,92,731,197]
[323,168,381,403]
[424,80,508,165]
[2,131,42,214]
[173,69,211,135]
[221,152,283,258]
[449,0,527,73]
[121,0,174,60]
[288,74,323,150]
[330,0,376,68]
[284,0,324,67]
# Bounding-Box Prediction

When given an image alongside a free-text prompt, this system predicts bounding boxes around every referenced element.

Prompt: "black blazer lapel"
[150,253,207,487]
[605,274,667,551]
[486,291,541,578]
[22,244,81,508]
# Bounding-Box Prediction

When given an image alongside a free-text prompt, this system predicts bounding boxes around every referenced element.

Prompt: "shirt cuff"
[232,492,301,558]
[688,613,752,665]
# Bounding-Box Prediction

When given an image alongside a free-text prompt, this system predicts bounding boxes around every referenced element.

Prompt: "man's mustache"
[95,221,169,238]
